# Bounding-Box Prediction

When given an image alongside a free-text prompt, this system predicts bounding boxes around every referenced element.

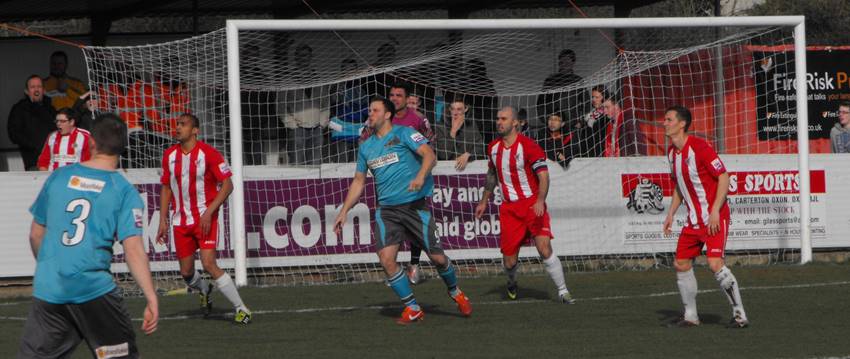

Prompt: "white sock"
[185,271,210,295]
[542,255,568,293]
[676,269,699,322]
[714,266,746,319]
[215,274,248,312]
[504,262,519,284]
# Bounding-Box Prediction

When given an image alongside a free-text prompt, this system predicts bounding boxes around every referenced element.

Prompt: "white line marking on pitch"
[0,280,847,322]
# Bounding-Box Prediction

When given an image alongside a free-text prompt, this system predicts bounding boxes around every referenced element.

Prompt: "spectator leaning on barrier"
[534,111,574,169]
[8,75,56,170]
[434,96,485,172]
[601,95,647,157]
[43,51,88,111]
[831,101,850,153]
[281,44,329,166]
[37,108,91,171]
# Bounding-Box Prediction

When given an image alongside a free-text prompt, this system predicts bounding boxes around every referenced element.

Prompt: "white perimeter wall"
[1,154,847,278]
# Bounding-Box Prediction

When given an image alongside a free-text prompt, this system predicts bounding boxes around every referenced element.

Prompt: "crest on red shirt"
[711,158,724,171]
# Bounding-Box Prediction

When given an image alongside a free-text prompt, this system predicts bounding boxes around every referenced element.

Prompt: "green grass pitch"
[1,263,849,358]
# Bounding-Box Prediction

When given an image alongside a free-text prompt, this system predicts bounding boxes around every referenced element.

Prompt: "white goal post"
[224,16,811,286]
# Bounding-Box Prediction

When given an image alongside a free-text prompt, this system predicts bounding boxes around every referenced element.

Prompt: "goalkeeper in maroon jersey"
[662,106,748,328]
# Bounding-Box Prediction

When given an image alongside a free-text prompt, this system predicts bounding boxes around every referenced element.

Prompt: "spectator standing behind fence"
[601,95,647,157]
[831,101,850,153]
[435,97,485,172]
[37,108,91,171]
[586,86,607,128]
[281,44,329,166]
[572,86,610,158]
[43,51,88,112]
[71,91,95,131]
[534,112,574,169]
[537,49,588,123]
[464,58,498,143]
[241,45,278,166]
[328,58,370,163]
[8,75,56,170]
[517,108,531,137]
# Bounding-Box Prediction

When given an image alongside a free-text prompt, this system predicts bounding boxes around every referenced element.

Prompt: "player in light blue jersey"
[18,114,158,359]
[334,97,472,324]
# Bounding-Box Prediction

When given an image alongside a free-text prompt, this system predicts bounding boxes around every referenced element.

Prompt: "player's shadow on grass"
[656,309,722,326]
[482,285,551,301]
[375,302,467,319]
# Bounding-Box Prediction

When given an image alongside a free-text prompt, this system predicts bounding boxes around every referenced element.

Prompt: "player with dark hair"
[334,97,471,324]
[37,108,91,171]
[662,105,749,328]
[19,113,158,358]
[156,113,252,324]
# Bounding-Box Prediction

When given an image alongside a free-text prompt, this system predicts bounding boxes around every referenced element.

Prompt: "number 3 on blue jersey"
[62,198,91,246]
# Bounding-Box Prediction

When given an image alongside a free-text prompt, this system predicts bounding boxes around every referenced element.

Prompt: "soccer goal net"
[82,17,813,292]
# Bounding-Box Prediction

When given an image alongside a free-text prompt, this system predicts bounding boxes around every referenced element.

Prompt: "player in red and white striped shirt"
[37,108,91,171]
[155,113,251,324]
[475,106,574,304]
[662,106,748,328]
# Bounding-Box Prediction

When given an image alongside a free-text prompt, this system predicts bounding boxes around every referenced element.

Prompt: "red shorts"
[173,219,218,259]
[675,219,729,259]
[499,198,553,256]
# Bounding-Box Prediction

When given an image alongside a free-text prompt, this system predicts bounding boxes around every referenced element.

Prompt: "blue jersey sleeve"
[356,144,368,174]
[117,184,145,242]
[29,174,56,225]
[400,127,429,153]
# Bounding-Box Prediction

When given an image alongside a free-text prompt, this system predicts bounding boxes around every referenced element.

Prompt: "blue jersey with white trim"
[29,163,145,304]
[356,125,433,206]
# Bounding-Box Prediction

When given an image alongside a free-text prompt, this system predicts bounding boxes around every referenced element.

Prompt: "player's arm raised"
[663,186,684,236]
[157,185,172,244]
[708,172,730,236]
[475,166,498,219]
[409,144,436,192]
[334,171,367,234]
[28,220,46,258]
[200,177,233,236]
[123,235,159,335]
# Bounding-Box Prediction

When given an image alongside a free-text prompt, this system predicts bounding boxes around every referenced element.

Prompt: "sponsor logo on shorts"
[410,132,426,143]
[219,162,231,175]
[203,239,216,245]
[367,152,399,170]
[710,248,723,253]
[133,208,143,228]
[68,175,105,193]
[95,343,129,359]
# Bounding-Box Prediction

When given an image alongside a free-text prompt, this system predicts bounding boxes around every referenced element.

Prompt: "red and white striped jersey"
[668,136,730,229]
[161,141,232,227]
[37,128,91,171]
[487,134,548,203]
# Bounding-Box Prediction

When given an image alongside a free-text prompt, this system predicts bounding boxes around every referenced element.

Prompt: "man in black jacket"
[8,75,56,170]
